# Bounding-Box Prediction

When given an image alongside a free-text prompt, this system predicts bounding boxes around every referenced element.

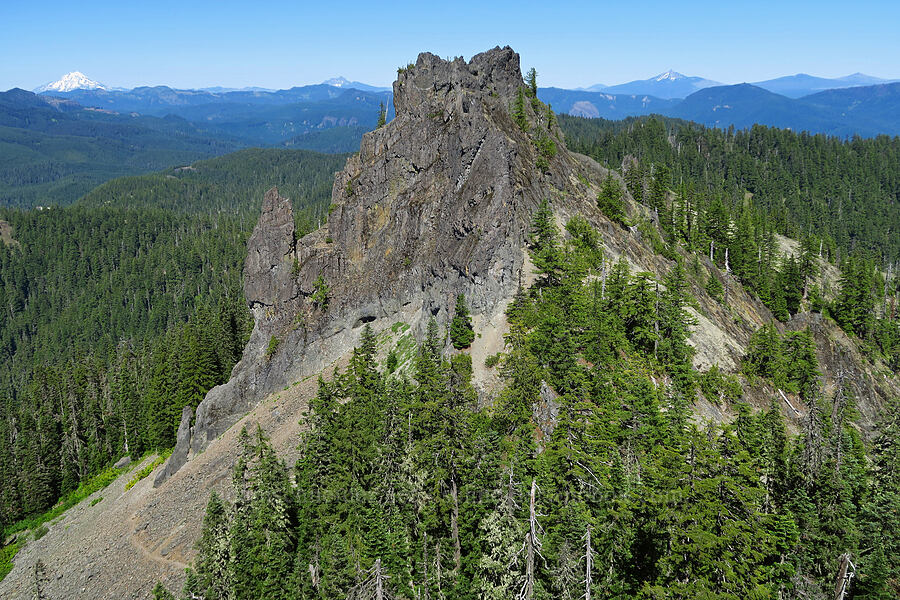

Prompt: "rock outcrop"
[156,46,599,482]
[154,406,193,487]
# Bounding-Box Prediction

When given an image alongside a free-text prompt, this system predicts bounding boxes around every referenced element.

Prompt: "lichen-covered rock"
[534,380,561,440]
[157,46,599,481]
[244,187,297,316]
[188,188,301,456]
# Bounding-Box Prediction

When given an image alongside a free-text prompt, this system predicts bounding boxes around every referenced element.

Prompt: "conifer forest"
[1,112,898,599]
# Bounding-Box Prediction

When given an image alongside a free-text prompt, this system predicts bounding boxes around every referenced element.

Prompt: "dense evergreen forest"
[0,89,244,209]
[2,107,899,598]
[562,115,900,369]
[559,115,900,264]
[0,149,345,535]
[159,204,899,599]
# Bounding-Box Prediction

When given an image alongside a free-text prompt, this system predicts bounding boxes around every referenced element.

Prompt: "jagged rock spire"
[158,47,596,482]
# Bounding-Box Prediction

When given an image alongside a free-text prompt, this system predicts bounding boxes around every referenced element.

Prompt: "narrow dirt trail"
[0,359,334,599]
[127,514,189,571]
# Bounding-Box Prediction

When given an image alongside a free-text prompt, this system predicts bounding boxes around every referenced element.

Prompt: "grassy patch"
[124,450,172,492]
[391,321,410,334]
[2,465,125,542]
[0,540,24,583]
[636,217,676,260]
[89,497,103,507]
[265,335,280,359]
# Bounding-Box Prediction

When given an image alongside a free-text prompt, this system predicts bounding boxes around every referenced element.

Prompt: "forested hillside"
[0,89,241,209]
[160,203,899,599]
[561,115,900,373]
[0,148,345,535]
[2,88,899,599]
[560,115,900,263]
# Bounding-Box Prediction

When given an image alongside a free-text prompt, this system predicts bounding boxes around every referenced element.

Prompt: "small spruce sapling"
[526,67,538,98]
[376,102,386,129]
[152,582,175,600]
[512,87,528,131]
[311,275,329,310]
[706,273,724,301]
[597,173,625,224]
[450,294,476,349]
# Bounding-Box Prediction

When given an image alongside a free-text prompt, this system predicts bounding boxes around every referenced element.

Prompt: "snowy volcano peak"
[655,69,686,81]
[36,71,106,93]
[322,76,352,87]
[320,77,391,92]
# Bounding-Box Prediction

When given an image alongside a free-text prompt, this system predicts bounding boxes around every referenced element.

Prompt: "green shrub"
[451,353,473,381]
[0,540,24,583]
[32,525,48,540]
[386,349,399,373]
[699,364,742,403]
[449,294,475,349]
[534,133,557,159]
[597,173,625,224]
[90,496,103,507]
[706,273,724,301]
[265,336,280,359]
[485,353,502,368]
[637,218,675,259]
[125,451,172,492]
[311,275,329,310]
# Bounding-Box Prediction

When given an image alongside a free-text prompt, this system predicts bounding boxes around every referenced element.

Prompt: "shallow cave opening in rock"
[354,315,377,328]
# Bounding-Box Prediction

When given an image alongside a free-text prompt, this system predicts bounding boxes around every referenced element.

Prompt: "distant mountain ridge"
[565,70,899,100]
[321,76,390,92]
[0,88,239,207]
[600,70,721,99]
[751,72,900,98]
[30,73,389,97]
[537,87,679,119]
[32,83,394,146]
[666,82,900,137]
[538,80,900,137]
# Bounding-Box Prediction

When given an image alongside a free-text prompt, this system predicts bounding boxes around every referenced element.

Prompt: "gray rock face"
[156,46,597,482]
[184,188,303,457]
[113,455,131,469]
[244,187,297,315]
[154,406,193,487]
[534,381,561,440]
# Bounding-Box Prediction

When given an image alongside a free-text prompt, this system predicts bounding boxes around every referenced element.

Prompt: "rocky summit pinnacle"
[156,46,600,483]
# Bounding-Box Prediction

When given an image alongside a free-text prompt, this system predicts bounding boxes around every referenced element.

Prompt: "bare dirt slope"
[0,361,341,599]
[0,220,18,247]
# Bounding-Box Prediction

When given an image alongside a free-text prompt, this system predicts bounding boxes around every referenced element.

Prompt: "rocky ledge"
[157,46,597,484]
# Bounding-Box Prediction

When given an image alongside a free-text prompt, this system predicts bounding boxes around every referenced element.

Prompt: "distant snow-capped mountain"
[601,70,721,99]
[323,76,353,88]
[35,71,106,93]
[321,77,390,92]
[654,69,685,81]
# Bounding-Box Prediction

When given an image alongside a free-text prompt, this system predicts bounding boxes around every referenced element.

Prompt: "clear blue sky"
[2,0,899,91]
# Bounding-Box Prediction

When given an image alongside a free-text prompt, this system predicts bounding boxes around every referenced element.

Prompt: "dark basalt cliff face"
[158,47,597,481]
